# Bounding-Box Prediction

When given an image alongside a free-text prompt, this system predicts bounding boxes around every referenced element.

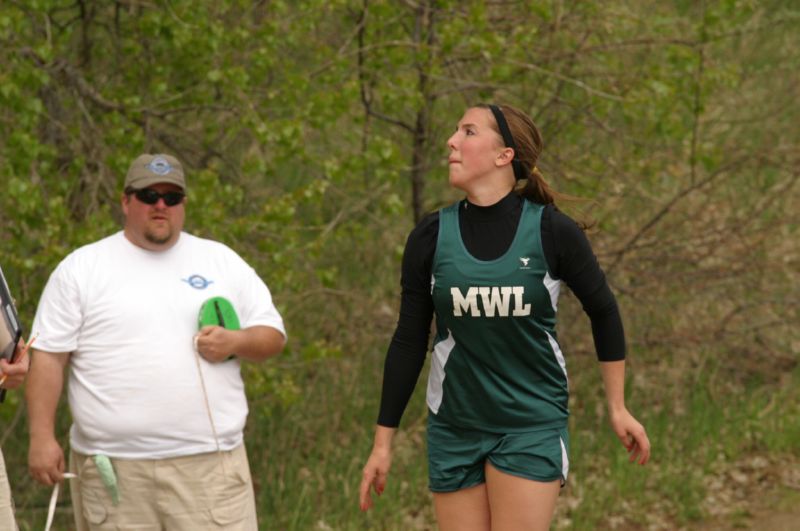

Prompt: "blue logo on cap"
[147,156,174,175]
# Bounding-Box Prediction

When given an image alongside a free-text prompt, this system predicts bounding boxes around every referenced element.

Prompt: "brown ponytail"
[520,166,557,205]
[479,103,593,229]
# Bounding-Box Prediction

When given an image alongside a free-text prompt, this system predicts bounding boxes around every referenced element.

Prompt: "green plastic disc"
[198,296,240,330]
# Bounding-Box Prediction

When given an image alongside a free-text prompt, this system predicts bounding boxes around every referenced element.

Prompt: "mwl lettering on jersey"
[450,286,531,317]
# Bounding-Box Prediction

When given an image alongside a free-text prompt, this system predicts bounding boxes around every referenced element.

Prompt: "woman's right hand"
[358,426,396,511]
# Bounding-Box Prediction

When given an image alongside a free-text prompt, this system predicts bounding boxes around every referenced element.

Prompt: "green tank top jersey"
[427,200,569,432]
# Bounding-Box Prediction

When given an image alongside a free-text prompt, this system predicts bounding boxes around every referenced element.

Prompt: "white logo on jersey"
[519,257,530,267]
[450,286,531,317]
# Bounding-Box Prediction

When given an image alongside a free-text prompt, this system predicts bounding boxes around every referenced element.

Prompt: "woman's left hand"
[609,408,650,465]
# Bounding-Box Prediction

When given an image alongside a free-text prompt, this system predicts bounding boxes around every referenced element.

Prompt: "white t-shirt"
[32,231,286,459]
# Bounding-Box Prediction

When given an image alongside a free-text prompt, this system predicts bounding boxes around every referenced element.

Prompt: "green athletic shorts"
[426,413,570,493]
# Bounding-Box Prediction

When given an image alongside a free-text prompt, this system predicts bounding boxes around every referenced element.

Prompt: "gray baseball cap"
[124,154,186,190]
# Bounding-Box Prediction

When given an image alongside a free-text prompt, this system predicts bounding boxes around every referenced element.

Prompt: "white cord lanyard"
[193,344,221,455]
[45,473,77,531]
[192,336,226,477]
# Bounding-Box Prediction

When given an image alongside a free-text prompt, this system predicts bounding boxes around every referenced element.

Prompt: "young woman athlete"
[359,104,650,530]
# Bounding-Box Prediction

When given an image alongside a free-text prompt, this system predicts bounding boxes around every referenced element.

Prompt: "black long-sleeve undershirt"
[377,192,625,427]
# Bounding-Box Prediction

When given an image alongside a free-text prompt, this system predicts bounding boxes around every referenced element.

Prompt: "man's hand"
[194,325,285,363]
[29,436,66,486]
[194,326,236,363]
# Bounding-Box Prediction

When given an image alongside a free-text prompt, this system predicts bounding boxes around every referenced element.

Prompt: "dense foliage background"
[1,1,797,529]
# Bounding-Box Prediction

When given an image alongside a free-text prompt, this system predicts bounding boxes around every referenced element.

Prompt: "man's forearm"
[232,325,286,362]
[26,350,68,440]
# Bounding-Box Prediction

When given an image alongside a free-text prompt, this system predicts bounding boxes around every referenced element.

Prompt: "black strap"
[488,104,526,181]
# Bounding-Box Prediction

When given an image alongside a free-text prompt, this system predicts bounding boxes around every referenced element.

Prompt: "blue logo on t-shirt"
[182,275,214,289]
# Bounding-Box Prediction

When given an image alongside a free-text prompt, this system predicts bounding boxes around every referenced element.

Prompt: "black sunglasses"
[129,188,185,207]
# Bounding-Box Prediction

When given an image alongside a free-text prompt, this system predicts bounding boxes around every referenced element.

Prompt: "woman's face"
[446,107,507,192]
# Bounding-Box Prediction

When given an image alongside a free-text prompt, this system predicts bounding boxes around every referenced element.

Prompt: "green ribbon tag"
[93,455,119,506]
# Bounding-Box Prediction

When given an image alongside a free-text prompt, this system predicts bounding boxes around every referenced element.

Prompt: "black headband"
[488,104,526,181]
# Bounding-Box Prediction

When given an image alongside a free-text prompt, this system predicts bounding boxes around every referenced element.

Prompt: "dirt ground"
[562,453,800,530]
[695,506,799,530]
[692,454,799,530]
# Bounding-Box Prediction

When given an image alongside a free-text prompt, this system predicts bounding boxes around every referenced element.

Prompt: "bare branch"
[605,158,750,275]
[504,58,625,102]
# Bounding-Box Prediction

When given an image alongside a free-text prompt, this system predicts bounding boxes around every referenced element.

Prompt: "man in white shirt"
[26,154,286,530]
